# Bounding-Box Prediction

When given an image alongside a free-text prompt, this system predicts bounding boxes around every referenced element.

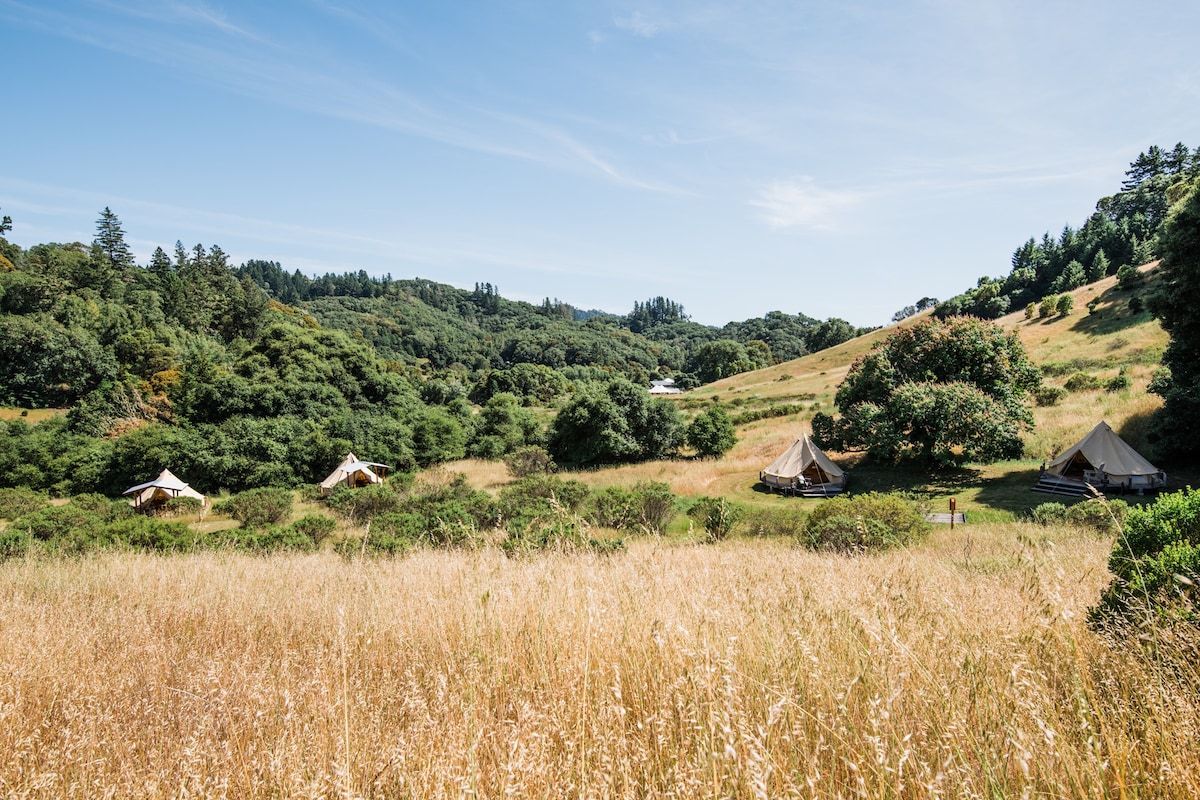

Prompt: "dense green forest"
[3,143,1195,497]
[0,208,866,495]
[935,143,1200,319]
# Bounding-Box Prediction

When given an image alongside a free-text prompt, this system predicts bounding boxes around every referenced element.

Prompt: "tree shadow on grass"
[853,459,1051,518]
[973,465,1043,516]
[1069,282,1155,337]
[841,461,983,495]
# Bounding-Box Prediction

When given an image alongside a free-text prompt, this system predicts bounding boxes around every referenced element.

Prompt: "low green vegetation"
[800,492,930,552]
[688,496,745,542]
[1093,488,1200,627]
[1030,497,1129,532]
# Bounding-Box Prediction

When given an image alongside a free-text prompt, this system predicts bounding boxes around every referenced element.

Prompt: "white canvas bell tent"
[1039,421,1166,494]
[759,434,847,496]
[319,452,391,495]
[123,468,207,512]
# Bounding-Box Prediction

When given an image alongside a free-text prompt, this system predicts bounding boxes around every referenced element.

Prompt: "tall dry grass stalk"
[2,526,1198,798]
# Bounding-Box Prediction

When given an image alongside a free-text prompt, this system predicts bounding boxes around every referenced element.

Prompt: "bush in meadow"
[218,487,294,529]
[1093,488,1200,626]
[801,492,929,553]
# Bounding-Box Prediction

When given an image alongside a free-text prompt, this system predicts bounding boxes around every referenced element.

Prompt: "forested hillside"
[935,143,1199,319]
[0,208,865,495]
[235,260,870,388]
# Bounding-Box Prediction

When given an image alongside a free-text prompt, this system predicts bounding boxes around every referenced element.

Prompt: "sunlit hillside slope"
[453,262,1177,521]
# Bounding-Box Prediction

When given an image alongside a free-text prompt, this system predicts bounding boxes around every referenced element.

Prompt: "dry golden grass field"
[3,528,1199,799]
[4,265,1197,798]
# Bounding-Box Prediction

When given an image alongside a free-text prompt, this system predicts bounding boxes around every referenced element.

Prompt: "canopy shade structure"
[759,435,847,496]
[319,452,391,494]
[1038,421,1166,494]
[122,468,206,512]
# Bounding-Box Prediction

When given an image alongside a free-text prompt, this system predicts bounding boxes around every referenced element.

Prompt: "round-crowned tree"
[686,405,737,458]
[549,378,685,467]
[811,316,1041,467]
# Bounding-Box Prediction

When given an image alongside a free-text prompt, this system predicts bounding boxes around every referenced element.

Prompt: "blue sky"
[2,1,1198,327]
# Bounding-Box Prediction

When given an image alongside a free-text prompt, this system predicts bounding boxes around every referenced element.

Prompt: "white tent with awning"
[1045,421,1166,491]
[319,452,391,494]
[759,435,846,493]
[123,468,207,511]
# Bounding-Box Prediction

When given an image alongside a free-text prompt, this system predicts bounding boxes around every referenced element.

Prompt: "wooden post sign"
[949,497,957,530]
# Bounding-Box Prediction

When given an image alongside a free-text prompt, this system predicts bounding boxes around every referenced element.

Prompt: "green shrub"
[164,496,205,516]
[222,487,293,528]
[0,530,35,559]
[587,482,676,534]
[216,525,317,553]
[1064,372,1103,392]
[0,487,50,520]
[1106,373,1133,392]
[1056,294,1075,316]
[728,403,808,426]
[325,482,404,523]
[501,516,624,557]
[1031,502,1068,525]
[686,406,737,457]
[1035,386,1069,406]
[1116,263,1143,289]
[335,531,414,559]
[15,505,107,543]
[801,492,929,552]
[1093,488,1200,626]
[504,446,556,479]
[1148,367,1172,397]
[405,474,494,547]
[1032,498,1128,532]
[1064,498,1128,532]
[688,496,745,542]
[291,514,337,545]
[72,493,133,522]
[109,516,198,552]
[496,475,590,534]
[589,486,639,529]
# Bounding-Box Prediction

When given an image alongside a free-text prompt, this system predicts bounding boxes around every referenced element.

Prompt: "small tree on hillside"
[812,316,1041,468]
[686,405,737,458]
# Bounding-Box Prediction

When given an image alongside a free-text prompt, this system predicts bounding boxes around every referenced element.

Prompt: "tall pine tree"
[1147,174,1200,458]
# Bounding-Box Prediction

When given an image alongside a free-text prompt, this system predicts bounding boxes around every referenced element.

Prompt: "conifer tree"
[1147,175,1200,457]
[94,207,134,270]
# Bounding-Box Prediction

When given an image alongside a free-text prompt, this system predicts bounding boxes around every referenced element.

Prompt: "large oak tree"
[812,316,1041,467]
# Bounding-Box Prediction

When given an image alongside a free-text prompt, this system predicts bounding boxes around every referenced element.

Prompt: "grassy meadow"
[481,263,1179,522]
[5,264,1199,797]
[3,529,1200,798]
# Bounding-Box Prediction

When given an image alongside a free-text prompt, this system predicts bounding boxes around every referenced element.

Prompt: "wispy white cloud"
[88,0,264,41]
[0,2,675,193]
[751,178,868,232]
[614,11,663,38]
